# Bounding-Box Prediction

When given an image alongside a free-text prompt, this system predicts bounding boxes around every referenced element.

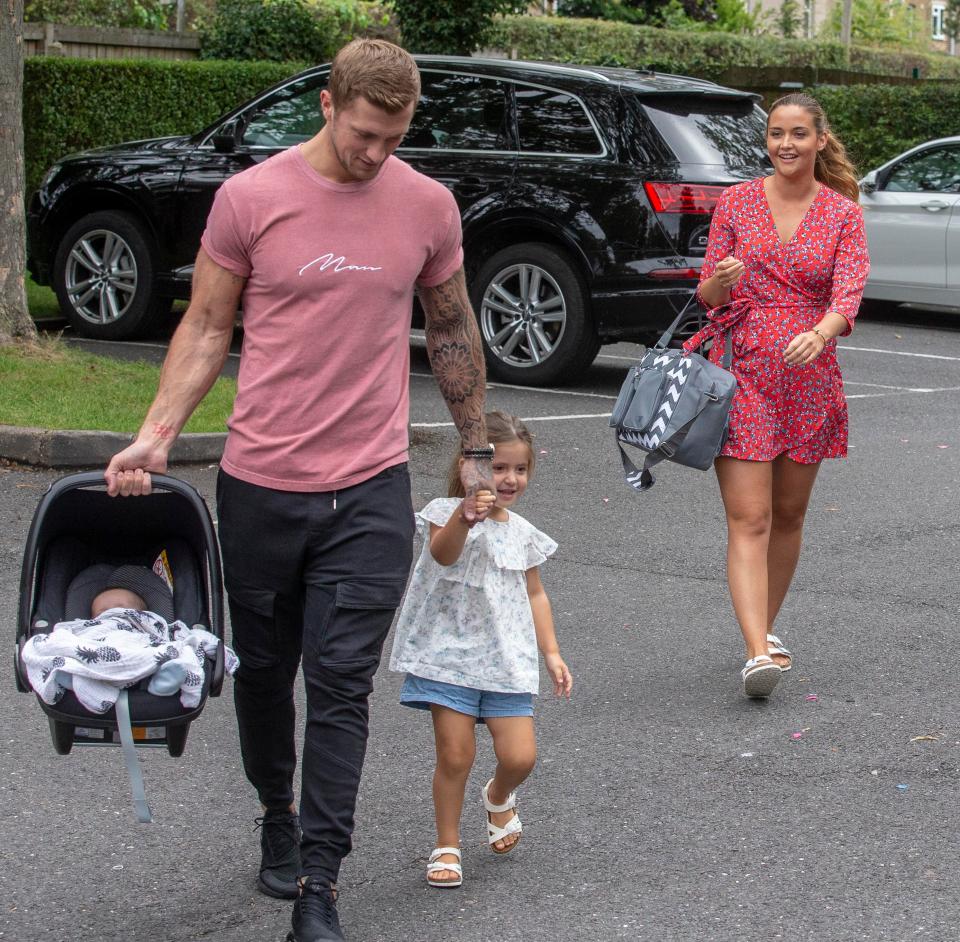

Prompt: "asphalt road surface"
[3,310,960,942]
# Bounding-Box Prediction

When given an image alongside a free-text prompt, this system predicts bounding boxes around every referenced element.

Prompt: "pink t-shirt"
[201,147,463,491]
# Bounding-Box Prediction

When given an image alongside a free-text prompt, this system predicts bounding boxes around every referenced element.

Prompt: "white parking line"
[847,385,960,399]
[410,372,617,400]
[595,351,644,363]
[846,381,927,389]
[839,345,960,363]
[597,345,960,365]
[411,412,612,429]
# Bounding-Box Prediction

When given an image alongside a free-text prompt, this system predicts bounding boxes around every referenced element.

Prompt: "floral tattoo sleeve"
[419,267,488,449]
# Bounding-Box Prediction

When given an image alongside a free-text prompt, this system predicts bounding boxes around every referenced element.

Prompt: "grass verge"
[26,273,62,321]
[0,337,234,433]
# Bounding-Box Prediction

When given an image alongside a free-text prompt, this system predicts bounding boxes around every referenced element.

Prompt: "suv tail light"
[644,182,727,214]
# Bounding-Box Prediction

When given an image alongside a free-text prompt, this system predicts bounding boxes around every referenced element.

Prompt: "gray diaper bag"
[610,302,737,491]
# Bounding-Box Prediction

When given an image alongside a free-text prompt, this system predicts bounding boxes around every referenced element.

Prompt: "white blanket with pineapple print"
[21,607,237,714]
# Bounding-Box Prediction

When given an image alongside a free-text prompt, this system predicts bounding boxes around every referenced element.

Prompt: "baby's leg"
[484,716,536,851]
[430,705,477,877]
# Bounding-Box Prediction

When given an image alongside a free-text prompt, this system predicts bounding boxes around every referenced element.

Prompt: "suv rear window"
[635,95,768,169]
[515,86,603,156]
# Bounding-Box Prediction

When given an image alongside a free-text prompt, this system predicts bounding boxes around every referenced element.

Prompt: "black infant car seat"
[14,472,225,820]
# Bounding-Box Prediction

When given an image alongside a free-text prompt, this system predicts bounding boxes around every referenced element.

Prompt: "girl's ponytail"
[768,93,860,203]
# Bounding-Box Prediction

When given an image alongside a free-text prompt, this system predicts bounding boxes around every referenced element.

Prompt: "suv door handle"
[454,177,489,199]
[921,200,950,212]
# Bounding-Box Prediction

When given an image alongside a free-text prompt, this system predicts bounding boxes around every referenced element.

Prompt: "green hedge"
[24,57,304,196]
[487,14,960,81]
[812,83,960,171]
[22,55,960,202]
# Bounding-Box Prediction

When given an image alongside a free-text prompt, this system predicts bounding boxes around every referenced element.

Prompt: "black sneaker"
[286,878,344,941]
[254,810,301,899]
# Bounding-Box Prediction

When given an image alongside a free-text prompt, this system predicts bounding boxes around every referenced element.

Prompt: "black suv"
[27,56,768,384]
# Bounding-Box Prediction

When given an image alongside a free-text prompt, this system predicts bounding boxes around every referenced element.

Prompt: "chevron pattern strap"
[629,353,692,450]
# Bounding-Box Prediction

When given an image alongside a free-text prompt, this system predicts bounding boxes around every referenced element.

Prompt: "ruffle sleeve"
[415,497,460,536]
[481,514,557,571]
[525,526,558,569]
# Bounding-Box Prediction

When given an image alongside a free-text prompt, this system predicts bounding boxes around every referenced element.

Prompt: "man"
[105,39,492,942]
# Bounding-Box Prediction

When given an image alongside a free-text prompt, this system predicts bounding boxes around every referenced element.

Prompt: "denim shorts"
[399,674,533,719]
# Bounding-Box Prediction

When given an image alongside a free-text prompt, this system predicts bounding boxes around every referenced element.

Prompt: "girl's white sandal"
[766,633,793,671]
[741,654,782,698]
[427,846,463,888]
[482,778,522,854]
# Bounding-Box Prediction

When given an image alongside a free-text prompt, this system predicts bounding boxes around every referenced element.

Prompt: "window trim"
[510,78,608,158]
[932,2,946,40]
[398,70,608,159]
[196,67,610,159]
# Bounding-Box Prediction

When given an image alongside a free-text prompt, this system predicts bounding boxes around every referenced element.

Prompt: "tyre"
[53,210,168,340]
[471,242,600,386]
[49,719,75,755]
[166,722,190,758]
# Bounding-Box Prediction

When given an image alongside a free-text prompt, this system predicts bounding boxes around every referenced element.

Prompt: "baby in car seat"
[22,561,237,711]
[77,562,177,622]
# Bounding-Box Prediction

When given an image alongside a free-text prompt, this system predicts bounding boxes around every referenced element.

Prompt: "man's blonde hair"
[328,39,421,113]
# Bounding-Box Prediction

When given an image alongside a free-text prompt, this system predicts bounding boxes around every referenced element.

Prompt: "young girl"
[389,411,573,888]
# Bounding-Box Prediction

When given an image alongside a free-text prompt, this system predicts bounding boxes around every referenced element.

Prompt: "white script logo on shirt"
[298,253,383,277]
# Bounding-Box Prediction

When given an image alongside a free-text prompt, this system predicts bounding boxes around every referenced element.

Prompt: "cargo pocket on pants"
[309,576,407,671]
[224,581,280,669]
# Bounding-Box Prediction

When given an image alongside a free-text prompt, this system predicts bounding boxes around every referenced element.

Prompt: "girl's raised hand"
[460,457,495,523]
[544,652,573,698]
[459,489,495,527]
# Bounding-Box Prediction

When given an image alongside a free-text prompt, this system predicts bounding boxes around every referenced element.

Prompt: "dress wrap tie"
[681,298,752,356]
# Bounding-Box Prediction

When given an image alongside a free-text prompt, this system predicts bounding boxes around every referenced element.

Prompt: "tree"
[778,0,801,37]
[0,0,37,346]
[820,0,925,49]
[652,0,764,32]
[395,0,521,54]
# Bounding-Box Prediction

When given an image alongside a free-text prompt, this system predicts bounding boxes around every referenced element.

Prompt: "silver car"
[859,136,960,309]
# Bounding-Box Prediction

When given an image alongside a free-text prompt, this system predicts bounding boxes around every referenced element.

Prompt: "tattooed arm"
[419,267,488,449]
[419,268,492,517]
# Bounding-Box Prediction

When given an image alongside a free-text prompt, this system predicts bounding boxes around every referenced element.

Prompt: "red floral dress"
[689,178,869,463]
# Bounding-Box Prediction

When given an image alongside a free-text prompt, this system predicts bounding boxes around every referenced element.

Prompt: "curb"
[0,426,447,469]
[0,426,226,468]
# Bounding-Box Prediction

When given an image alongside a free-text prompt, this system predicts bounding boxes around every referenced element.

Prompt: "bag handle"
[652,292,699,351]
[650,292,734,371]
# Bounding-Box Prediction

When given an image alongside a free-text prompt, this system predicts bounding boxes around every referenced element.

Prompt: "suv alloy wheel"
[53,210,169,340]
[472,242,600,386]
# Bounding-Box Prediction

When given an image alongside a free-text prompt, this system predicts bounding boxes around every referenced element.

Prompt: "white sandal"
[741,654,782,698]
[766,633,793,671]
[482,778,522,854]
[427,846,462,888]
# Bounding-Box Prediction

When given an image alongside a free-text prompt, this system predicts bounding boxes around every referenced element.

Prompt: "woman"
[692,92,869,698]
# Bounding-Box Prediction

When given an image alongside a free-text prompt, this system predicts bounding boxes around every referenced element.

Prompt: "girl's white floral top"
[389,498,557,694]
